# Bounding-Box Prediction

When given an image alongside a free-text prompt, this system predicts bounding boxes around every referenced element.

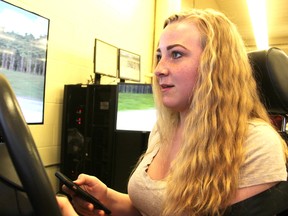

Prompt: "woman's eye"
[171,51,182,59]
[156,53,161,63]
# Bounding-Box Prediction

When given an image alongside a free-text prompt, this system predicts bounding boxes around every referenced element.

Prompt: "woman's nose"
[154,60,169,77]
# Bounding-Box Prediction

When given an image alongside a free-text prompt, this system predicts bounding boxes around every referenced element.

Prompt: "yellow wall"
[4,0,155,191]
[181,0,219,10]
[154,0,181,56]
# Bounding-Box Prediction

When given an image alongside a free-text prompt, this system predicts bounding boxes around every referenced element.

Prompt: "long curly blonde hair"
[152,9,287,215]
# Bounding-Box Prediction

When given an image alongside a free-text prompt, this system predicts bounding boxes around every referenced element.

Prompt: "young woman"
[57,8,288,216]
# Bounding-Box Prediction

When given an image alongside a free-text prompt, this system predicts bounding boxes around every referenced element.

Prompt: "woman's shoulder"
[247,118,280,142]
[239,118,287,187]
[245,118,285,154]
[244,118,286,165]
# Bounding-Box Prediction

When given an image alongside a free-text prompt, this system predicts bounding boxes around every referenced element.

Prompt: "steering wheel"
[0,74,61,215]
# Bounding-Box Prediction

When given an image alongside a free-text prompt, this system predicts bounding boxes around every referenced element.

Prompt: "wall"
[4,0,155,192]
[182,0,219,10]
[153,0,181,55]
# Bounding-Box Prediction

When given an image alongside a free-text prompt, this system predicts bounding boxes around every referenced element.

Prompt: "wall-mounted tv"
[116,83,156,132]
[119,49,140,82]
[0,0,49,124]
[94,39,118,79]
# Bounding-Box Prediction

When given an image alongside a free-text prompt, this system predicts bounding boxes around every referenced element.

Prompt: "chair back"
[248,47,288,114]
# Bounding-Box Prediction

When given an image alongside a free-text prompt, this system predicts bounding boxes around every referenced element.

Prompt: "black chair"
[225,181,288,216]
[0,74,61,215]
[249,47,288,141]
[225,47,288,215]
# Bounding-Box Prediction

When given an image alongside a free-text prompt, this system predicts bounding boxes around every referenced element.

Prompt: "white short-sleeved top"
[128,119,287,216]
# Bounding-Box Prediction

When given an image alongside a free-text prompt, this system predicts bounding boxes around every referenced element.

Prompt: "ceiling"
[182,0,288,53]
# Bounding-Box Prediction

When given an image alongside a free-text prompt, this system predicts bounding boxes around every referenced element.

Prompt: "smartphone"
[55,171,111,215]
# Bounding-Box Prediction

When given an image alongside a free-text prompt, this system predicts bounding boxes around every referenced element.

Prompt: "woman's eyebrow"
[167,44,187,50]
[157,44,187,52]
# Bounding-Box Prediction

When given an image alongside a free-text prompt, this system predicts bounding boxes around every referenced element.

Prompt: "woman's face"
[154,21,203,113]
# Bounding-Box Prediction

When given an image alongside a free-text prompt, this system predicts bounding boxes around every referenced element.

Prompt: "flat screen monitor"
[94,39,118,78]
[116,83,156,132]
[118,49,140,82]
[0,0,49,124]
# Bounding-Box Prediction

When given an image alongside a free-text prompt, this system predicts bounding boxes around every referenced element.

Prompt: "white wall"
[4,0,155,191]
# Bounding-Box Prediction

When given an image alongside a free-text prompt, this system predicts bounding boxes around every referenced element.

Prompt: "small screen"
[116,83,156,132]
[94,39,118,78]
[118,49,140,82]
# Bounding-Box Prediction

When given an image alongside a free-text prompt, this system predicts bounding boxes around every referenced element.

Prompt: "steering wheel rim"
[0,74,61,216]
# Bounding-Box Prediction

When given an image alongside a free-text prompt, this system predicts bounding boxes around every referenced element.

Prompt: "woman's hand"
[56,195,78,216]
[57,195,106,216]
[62,174,108,216]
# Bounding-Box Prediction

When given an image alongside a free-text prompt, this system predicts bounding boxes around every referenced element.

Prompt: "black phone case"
[55,171,111,215]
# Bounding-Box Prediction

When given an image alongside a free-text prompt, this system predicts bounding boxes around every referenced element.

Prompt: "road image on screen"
[116,83,156,132]
[0,1,49,124]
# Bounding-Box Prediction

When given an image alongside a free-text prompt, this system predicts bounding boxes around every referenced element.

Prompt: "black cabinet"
[60,84,148,192]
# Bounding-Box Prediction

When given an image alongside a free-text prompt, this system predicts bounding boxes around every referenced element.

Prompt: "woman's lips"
[160,84,174,91]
